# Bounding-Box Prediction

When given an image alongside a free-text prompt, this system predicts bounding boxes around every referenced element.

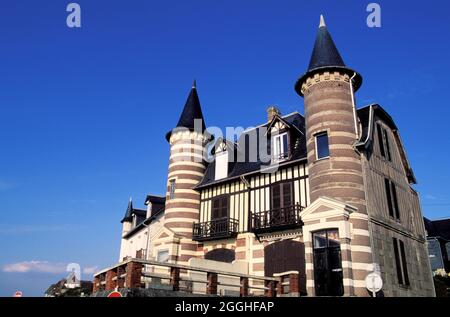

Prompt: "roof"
[196,104,416,188]
[145,195,166,217]
[122,210,164,239]
[165,81,206,141]
[424,217,450,241]
[295,15,362,96]
[356,104,416,184]
[120,199,147,223]
[196,112,307,188]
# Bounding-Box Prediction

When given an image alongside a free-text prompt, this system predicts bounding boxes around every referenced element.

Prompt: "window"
[271,182,293,210]
[377,123,391,161]
[393,238,409,286]
[384,178,400,220]
[272,132,289,162]
[315,132,329,160]
[212,195,229,220]
[169,179,176,200]
[313,229,340,249]
[157,249,169,263]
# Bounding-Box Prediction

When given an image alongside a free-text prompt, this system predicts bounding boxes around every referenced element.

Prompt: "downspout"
[350,72,359,140]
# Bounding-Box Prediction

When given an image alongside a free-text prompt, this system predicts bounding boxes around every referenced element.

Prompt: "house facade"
[114,16,434,297]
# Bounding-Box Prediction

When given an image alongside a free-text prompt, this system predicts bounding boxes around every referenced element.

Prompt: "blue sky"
[0,0,449,296]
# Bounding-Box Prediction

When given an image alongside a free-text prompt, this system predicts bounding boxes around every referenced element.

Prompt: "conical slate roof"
[166,81,206,141]
[121,198,134,223]
[307,15,345,72]
[295,15,362,96]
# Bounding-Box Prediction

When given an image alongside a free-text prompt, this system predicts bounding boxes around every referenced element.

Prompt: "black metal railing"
[272,152,289,162]
[192,217,239,241]
[251,203,304,233]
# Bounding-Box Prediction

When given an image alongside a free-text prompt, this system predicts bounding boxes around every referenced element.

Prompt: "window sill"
[314,156,330,163]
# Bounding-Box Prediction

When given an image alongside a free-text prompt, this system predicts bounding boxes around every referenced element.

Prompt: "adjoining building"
[96,15,435,297]
[424,217,450,273]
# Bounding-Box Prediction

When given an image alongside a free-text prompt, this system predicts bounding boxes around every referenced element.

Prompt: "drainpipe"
[350,72,359,139]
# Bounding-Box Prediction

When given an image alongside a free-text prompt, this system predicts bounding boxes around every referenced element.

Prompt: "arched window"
[204,248,235,263]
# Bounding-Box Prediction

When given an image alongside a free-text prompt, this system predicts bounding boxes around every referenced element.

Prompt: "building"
[424,217,450,273]
[101,16,435,297]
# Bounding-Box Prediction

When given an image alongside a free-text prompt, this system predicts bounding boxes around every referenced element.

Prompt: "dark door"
[211,196,229,236]
[313,229,344,296]
[264,240,306,295]
[270,182,293,225]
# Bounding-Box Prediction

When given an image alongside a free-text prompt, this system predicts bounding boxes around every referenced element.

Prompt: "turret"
[163,81,210,263]
[295,16,373,297]
[120,197,134,236]
[295,15,366,214]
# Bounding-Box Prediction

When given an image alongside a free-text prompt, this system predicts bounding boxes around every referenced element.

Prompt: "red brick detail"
[117,266,125,288]
[125,262,143,289]
[236,239,246,247]
[265,280,277,297]
[289,273,300,295]
[235,251,246,260]
[240,277,249,297]
[170,267,180,291]
[206,272,218,295]
[105,270,117,291]
[93,277,100,293]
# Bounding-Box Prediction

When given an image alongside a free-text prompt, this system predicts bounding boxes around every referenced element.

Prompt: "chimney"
[267,106,281,122]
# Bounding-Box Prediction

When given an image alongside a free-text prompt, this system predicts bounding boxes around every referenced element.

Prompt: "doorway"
[312,229,344,296]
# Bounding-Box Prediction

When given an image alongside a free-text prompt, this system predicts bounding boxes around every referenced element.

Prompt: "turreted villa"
[94,16,435,297]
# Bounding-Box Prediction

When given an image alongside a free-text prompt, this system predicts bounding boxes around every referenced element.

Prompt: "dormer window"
[272,132,289,162]
[214,140,229,180]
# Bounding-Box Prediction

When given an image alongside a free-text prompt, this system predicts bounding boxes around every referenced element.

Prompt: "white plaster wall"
[118,213,165,261]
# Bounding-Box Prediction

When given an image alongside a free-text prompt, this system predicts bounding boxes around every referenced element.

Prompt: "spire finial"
[192,79,196,89]
[319,14,326,28]
[129,196,132,202]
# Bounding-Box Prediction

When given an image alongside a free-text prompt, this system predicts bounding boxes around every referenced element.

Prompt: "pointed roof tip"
[192,79,197,89]
[319,14,326,28]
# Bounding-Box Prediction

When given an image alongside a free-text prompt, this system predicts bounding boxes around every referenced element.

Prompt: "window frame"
[377,123,392,162]
[156,249,170,263]
[270,181,294,210]
[315,132,330,161]
[271,132,289,163]
[211,194,230,220]
[169,179,176,200]
[393,238,410,287]
[384,178,401,221]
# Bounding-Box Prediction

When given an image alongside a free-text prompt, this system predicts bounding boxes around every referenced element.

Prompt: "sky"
[0,0,449,296]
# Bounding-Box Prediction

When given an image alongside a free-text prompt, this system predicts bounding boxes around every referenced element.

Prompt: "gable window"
[384,178,400,220]
[272,132,289,162]
[377,123,392,161]
[393,238,410,286]
[315,132,330,160]
[212,195,229,220]
[169,179,176,200]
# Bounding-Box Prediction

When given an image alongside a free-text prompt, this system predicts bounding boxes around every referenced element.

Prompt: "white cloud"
[82,266,99,275]
[2,261,66,274]
[3,261,99,277]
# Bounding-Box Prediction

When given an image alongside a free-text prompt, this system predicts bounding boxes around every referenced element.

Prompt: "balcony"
[192,217,239,241]
[251,203,304,234]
